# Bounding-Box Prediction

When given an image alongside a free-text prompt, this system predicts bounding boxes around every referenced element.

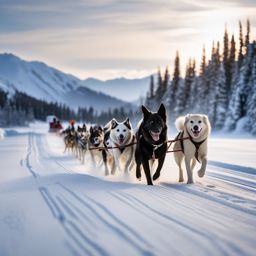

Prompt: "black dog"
[135,104,168,185]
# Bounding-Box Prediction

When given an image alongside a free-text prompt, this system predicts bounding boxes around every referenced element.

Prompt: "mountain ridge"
[0,53,138,111]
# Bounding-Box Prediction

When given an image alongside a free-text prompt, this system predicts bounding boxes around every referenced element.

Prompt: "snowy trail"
[0,125,256,256]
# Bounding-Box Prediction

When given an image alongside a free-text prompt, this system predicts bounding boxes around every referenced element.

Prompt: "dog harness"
[151,143,164,161]
[177,131,207,163]
[114,135,136,154]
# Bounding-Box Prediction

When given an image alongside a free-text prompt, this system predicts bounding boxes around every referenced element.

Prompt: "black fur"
[135,104,168,185]
[89,126,103,147]
[124,118,131,129]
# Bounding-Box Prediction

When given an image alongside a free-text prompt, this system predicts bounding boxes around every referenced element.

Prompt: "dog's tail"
[175,116,185,131]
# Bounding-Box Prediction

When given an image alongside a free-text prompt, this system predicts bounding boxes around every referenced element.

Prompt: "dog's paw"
[198,169,205,178]
[178,177,184,182]
[187,179,194,184]
[136,173,141,180]
[136,170,141,180]
[153,172,160,181]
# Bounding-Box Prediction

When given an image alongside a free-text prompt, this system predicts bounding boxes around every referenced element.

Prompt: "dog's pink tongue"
[119,138,124,144]
[151,131,160,141]
[193,131,200,137]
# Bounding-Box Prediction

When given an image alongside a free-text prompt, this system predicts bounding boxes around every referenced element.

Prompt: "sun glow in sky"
[0,0,255,80]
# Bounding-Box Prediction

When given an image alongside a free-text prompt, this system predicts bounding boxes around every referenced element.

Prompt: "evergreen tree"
[149,75,155,98]
[196,46,208,113]
[207,42,220,125]
[174,79,185,117]
[170,51,181,111]
[145,75,155,109]
[247,50,256,134]
[154,68,163,105]
[215,63,227,129]
[184,58,196,112]
[162,67,169,98]
[200,46,206,76]
[245,19,250,54]
[238,20,244,69]
[229,34,237,92]
[223,27,232,94]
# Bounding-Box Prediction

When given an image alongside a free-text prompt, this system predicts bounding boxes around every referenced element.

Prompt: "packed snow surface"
[0,122,255,256]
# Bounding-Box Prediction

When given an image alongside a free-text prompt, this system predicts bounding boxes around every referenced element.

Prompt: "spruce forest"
[145,20,256,135]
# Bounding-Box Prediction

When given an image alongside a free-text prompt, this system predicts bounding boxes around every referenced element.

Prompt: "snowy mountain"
[0,53,130,111]
[83,76,151,102]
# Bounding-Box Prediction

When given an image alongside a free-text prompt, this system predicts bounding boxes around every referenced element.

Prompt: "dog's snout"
[193,125,199,131]
[119,134,124,139]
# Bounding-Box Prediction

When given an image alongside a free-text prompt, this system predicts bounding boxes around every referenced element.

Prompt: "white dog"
[103,118,135,175]
[173,114,211,184]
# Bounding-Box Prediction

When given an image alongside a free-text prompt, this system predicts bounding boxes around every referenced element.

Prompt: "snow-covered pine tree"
[247,43,256,134]
[207,41,220,126]
[223,27,232,95]
[245,19,250,55]
[149,75,155,99]
[224,35,239,131]
[172,51,182,117]
[229,34,237,93]
[174,78,185,117]
[196,46,208,113]
[215,63,228,130]
[225,41,254,131]
[238,20,244,69]
[241,42,255,117]
[162,67,169,97]
[184,58,197,113]
[145,75,155,109]
[154,68,163,106]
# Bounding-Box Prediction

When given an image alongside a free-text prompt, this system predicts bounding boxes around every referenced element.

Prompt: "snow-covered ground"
[0,122,255,256]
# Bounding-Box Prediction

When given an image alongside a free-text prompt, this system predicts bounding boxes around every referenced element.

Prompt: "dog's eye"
[117,129,120,132]
[123,129,126,132]
[190,120,194,124]
[198,120,202,124]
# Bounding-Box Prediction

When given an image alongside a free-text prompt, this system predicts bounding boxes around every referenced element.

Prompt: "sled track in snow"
[19,132,256,256]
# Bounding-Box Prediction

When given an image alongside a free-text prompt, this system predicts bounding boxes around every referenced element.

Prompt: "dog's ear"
[157,103,166,122]
[203,115,211,133]
[202,115,208,123]
[111,118,118,129]
[98,126,103,132]
[185,114,191,124]
[90,126,93,133]
[124,117,131,129]
[142,105,151,120]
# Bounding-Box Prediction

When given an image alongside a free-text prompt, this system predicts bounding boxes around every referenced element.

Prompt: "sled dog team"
[63,104,211,185]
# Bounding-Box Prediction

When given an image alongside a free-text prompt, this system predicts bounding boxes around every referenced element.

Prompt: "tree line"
[0,89,137,127]
[145,20,256,135]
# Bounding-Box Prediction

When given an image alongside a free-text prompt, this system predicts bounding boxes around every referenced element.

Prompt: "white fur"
[175,116,186,131]
[105,118,135,175]
[173,114,211,184]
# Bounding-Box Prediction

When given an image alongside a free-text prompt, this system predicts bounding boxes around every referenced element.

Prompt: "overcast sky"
[0,0,255,80]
